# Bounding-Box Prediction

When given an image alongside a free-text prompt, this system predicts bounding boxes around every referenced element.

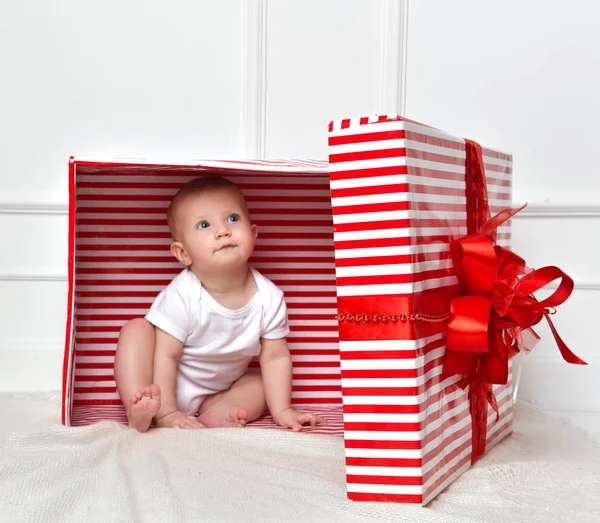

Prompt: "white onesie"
[145,267,290,415]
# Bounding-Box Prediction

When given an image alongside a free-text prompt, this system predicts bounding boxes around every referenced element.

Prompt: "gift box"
[62,158,341,427]
[328,115,515,504]
[62,115,580,505]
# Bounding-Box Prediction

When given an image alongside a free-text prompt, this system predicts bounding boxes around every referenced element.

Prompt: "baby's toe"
[149,383,161,398]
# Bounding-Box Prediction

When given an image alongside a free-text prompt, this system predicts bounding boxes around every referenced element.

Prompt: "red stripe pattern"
[65,159,341,427]
[328,115,513,504]
[70,404,345,436]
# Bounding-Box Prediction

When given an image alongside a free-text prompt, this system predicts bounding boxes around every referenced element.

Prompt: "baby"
[114,176,324,432]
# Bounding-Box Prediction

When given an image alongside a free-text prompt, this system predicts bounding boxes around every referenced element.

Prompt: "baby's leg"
[114,318,160,432]
[197,372,266,428]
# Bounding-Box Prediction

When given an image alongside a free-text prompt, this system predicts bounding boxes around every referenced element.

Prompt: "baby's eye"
[227,214,240,223]
[197,220,210,230]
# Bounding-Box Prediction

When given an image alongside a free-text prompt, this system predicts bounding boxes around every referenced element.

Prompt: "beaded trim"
[335,312,452,324]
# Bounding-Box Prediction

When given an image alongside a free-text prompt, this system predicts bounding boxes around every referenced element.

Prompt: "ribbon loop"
[515,266,574,309]
[450,235,497,296]
[447,296,492,354]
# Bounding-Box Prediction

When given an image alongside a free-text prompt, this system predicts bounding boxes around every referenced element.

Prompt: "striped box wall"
[328,115,513,504]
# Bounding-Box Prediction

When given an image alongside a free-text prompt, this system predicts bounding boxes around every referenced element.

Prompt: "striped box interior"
[64,159,344,433]
[328,115,513,504]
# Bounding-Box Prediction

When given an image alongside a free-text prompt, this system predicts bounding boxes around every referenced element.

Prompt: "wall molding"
[512,204,600,218]
[0,202,68,215]
[546,279,600,291]
[572,280,600,291]
[1,201,599,219]
[379,0,409,116]
[1,271,598,289]
[0,272,67,282]
[0,338,63,353]
[241,0,268,160]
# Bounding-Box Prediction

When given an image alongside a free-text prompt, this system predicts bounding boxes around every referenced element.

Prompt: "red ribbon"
[444,206,586,382]
[445,139,586,462]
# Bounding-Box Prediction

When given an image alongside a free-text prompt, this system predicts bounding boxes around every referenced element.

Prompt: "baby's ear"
[170,241,192,266]
[251,223,258,240]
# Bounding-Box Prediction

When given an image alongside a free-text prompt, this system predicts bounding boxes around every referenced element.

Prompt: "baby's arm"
[153,327,204,429]
[259,337,324,431]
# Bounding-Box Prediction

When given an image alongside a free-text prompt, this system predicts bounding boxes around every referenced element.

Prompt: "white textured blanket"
[1,393,599,522]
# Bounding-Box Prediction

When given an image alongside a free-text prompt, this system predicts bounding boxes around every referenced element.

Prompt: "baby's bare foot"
[197,405,248,428]
[128,384,161,432]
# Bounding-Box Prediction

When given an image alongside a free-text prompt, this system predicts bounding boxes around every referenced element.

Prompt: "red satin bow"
[443,204,587,385]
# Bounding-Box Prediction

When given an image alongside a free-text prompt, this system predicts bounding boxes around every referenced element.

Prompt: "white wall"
[0,1,246,204]
[405,0,600,205]
[265,1,385,159]
[1,0,598,438]
[405,0,600,437]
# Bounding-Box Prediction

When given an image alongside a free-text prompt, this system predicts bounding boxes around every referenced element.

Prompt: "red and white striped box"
[62,158,344,433]
[328,115,514,504]
[62,114,514,505]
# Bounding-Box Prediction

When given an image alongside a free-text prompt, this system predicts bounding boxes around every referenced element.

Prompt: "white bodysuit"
[145,267,290,415]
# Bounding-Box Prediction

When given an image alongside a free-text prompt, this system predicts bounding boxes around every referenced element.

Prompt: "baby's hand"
[155,410,206,429]
[272,408,325,432]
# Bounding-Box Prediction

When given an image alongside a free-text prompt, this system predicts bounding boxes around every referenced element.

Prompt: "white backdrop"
[0,0,597,438]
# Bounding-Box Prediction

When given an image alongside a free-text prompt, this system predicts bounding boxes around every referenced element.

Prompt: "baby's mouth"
[215,243,236,252]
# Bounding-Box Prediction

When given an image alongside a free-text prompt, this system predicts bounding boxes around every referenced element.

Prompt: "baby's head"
[167,176,257,272]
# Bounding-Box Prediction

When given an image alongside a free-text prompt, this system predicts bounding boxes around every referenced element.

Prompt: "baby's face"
[174,187,257,272]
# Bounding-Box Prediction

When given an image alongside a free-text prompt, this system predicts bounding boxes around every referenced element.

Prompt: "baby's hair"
[167,176,241,240]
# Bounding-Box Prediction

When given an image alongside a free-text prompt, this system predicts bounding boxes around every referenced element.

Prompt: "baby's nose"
[215,225,231,237]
